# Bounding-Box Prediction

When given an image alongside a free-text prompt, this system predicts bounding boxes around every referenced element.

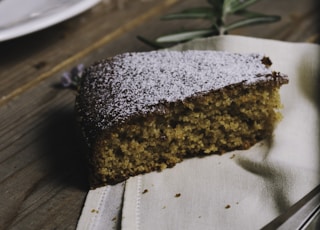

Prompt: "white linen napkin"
[77,35,320,230]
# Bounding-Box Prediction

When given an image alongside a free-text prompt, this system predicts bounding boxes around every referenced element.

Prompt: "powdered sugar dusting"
[76,50,283,139]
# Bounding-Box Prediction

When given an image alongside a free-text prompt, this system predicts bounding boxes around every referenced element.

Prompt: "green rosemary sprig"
[138,0,281,48]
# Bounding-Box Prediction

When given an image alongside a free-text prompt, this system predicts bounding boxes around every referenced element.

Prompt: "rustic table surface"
[0,0,319,229]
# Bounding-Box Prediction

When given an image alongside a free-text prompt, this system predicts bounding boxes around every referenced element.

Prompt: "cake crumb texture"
[90,83,283,186]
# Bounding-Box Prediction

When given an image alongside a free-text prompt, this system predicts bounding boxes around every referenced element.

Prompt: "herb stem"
[138,0,280,48]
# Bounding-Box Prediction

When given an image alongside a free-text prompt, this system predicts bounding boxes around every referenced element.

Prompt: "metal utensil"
[261,184,320,230]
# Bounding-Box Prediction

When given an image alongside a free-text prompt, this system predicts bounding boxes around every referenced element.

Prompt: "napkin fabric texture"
[77,35,320,230]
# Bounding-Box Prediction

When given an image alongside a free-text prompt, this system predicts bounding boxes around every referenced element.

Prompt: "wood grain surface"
[0,0,319,229]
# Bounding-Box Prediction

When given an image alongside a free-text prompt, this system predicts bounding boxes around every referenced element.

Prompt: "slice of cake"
[75,50,288,188]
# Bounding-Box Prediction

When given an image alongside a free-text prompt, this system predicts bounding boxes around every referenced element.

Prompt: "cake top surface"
[76,50,288,143]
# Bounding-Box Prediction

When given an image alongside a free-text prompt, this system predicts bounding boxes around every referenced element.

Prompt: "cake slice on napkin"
[75,50,288,188]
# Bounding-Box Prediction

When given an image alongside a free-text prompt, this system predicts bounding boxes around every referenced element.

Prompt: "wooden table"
[0,0,319,229]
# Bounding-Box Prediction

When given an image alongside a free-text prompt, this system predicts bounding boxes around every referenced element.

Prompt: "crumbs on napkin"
[175,193,181,198]
[91,209,99,213]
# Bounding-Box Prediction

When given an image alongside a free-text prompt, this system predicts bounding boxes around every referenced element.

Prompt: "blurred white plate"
[0,0,100,42]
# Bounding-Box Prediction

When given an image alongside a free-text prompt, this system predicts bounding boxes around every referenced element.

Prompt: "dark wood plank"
[0,87,86,229]
[231,0,320,42]
[0,0,181,105]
